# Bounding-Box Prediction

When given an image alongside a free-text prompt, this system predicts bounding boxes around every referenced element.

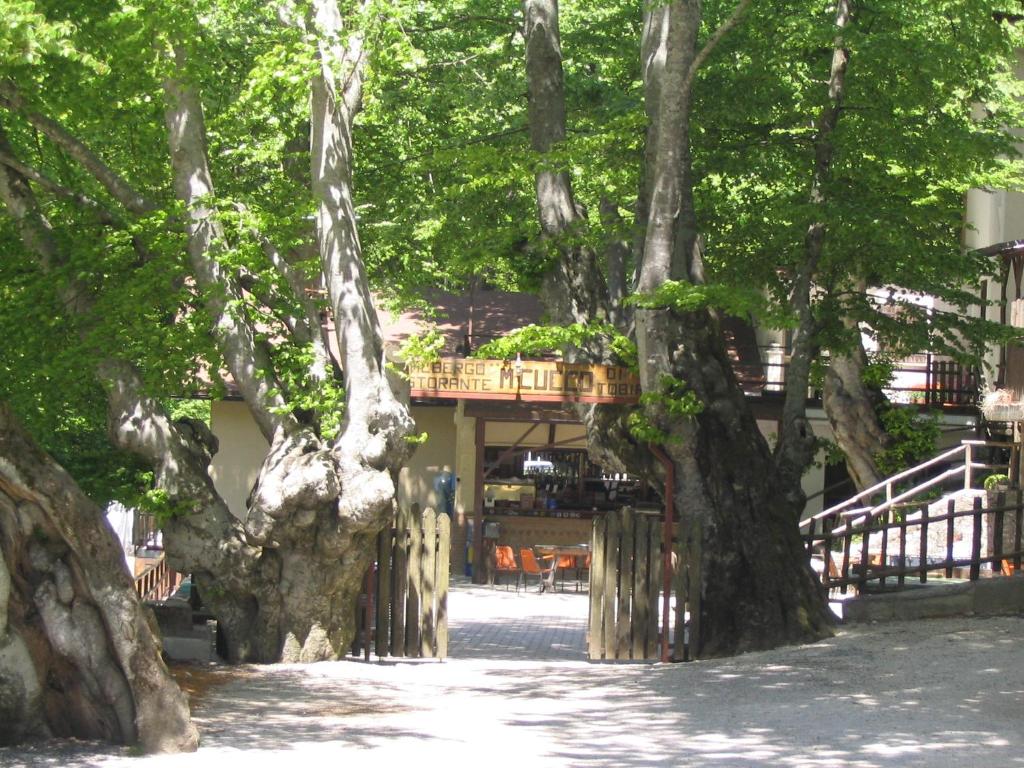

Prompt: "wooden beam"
[473,417,486,584]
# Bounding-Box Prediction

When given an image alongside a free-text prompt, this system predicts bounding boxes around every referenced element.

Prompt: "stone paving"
[2,577,1023,767]
[446,574,591,661]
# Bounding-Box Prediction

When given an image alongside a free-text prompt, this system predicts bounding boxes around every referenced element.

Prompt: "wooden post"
[420,508,437,658]
[405,504,423,656]
[919,501,929,584]
[964,441,973,490]
[633,514,651,660]
[970,495,983,581]
[588,515,607,660]
[898,514,907,587]
[364,563,374,662]
[840,522,853,595]
[375,525,393,658]
[436,512,451,660]
[993,492,1006,575]
[603,510,620,660]
[1015,490,1023,573]
[859,512,872,592]
[878,509,889,588]
[390,506,409,657]
[472,418,486,584]
[945,498,955,579]
[647,520,662,660]
[616,508,634,659]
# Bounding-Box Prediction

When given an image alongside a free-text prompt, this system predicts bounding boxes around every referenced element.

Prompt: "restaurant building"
[208,286,935,582]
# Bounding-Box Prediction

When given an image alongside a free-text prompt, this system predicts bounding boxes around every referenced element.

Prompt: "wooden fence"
[588,507,663,661]
[809,491,1023,593]
[352,504,450,660]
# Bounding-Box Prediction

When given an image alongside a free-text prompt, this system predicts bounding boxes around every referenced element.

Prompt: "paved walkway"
[1,579,1022,768]
[447,575,591,660]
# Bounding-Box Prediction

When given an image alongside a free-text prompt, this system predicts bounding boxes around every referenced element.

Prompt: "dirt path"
[1,614,1021,767]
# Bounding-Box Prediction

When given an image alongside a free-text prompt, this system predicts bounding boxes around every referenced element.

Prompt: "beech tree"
[0,404,197,752]
[0,0,415,662]
[389,0,1021,655]
[2,0,1021,666]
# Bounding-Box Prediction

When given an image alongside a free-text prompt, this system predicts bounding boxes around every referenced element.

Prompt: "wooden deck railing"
[134,554,182,602]
[806,491,1023,594]
[800,440,1021,593]
[801,440,1018,537]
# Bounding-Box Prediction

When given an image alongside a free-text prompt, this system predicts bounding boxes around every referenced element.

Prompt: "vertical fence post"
[897,511,907,587]
[1015,490,1023,573]
[994,492,1006,576]
[970,496,983,581]
[375,526,393,659]
[919,502,929,584]
[945,498,955,579]
[436,512,450,660]
[603,510,620,661]
[615,509,634,660]
[964,442,973,490]
[588,515,607,660]
[858,512,872,592]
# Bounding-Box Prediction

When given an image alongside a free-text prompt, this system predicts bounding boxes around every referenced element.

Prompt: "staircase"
[801,440,1023,594]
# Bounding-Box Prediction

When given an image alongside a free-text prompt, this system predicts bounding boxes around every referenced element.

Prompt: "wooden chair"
[494,545,521,592]
[519,548,555,593]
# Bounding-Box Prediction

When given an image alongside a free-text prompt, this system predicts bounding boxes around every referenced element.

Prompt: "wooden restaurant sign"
[407,358,641,404]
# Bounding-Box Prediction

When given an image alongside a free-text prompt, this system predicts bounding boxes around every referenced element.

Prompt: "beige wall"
[398,404,458,513]
[209,399,270,519]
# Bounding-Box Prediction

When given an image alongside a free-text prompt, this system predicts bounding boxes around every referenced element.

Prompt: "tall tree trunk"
[823,328,890,491]
[0,404,198,753]
[523,0,650,480]
[775,0,852,502]
[636,0,833,658]
[154,12,415,663]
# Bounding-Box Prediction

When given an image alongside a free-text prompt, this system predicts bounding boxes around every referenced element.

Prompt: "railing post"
[970,496,983,581]
[994,491,1006,577]
[964,442,973,490]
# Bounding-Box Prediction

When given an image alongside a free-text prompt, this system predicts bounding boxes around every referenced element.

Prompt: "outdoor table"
[534,544,590,592]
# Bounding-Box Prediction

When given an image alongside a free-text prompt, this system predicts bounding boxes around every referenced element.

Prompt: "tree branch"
[681,0,754,101]
[161,47,296,442]
[0,147,120,226]
[0,79,157,215]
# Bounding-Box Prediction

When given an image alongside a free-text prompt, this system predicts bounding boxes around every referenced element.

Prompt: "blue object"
[433,470,456,516]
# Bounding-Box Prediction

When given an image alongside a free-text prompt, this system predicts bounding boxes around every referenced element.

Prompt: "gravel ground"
[1,609,1022,767]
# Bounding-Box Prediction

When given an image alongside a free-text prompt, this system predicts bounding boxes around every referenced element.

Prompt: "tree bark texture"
[523,0,610,329]
[522,0,651,481]
[823,333,890,491]
[0,404,198,753]
[637,1,834,658]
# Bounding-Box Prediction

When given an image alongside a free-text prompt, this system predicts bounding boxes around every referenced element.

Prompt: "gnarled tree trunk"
[521,0,832,657]
[0,403,197,753]
[0,2,414,665]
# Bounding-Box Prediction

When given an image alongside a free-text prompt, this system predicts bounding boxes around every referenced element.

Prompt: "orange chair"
[554,554,575,592]
[574,553,591,592]
[520,548,555,593]
[494,545,521,592]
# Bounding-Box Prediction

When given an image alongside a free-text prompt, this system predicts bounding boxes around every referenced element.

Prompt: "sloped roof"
[378,288,546,355]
